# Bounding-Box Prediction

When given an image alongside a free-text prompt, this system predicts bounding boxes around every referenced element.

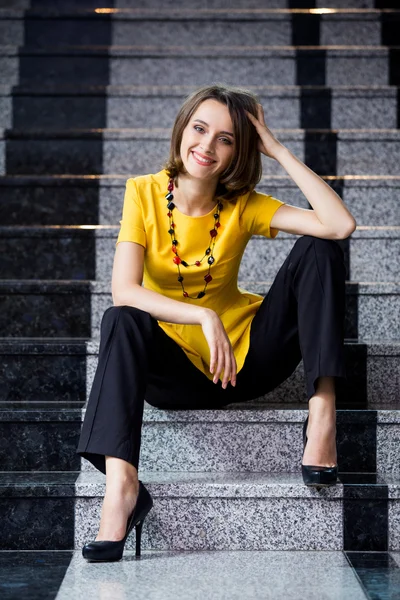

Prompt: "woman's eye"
[193,126,231,144]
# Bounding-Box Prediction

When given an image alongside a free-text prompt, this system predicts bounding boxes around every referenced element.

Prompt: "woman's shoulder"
[126,169,168,193]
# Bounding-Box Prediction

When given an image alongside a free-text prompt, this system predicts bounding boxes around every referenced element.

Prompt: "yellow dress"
[116,168,285,381]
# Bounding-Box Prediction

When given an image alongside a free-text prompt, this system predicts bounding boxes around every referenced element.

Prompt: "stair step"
[0,46,396,86]
[1,84,397,130]
[3,128,400,176]
[2,8,399,49]
[0,337,398,406]
[0,174,398,226]
[0,280,399,339]
[0,469,398,551]
[0,226,398,281]
[2,402,400,475]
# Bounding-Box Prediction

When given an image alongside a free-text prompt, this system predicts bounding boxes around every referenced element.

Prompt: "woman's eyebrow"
[193,119,234,137]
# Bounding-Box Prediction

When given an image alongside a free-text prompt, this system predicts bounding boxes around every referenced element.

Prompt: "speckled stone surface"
[74,472,343,551]
[7,130,400,176]
[0,56,18,85]
[0,95,11,129]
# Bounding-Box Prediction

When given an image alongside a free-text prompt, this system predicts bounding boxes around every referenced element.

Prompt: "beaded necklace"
[165,176,223,299]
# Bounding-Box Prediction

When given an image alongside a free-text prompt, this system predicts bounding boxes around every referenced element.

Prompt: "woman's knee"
[100,305,153,329]
[294,235,345,262]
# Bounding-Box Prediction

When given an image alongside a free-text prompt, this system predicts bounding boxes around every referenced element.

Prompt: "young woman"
[77,83,356,562]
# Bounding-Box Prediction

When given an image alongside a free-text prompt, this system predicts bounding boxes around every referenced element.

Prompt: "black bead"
[205,248,211,255]
[172,239,178,245]
[166,192,174,201]
[181,260,189,267]
[168,228,175,235]
[167,201,175,210]
[214,213,219,220]
[197,291,206,299]
[178,276,184,282]
[207,256,215,265]
[218,202,223,210]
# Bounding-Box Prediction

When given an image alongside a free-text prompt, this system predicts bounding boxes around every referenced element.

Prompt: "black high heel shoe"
[302,416,338,487]
[82,480,153,562]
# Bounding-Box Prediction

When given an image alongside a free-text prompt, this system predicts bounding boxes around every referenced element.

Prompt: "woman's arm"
[246,105,357,239]
[111,241,237,388]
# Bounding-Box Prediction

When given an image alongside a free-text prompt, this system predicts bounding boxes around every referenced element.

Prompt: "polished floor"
[1,550,400,599]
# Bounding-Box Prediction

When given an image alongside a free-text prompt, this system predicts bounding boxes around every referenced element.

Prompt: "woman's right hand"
[200,309,237,389]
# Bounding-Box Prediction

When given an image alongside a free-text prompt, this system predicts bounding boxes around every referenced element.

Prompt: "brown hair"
[162,83,263,202]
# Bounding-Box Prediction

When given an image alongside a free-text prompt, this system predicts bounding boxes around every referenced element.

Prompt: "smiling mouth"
[191,151,216,165]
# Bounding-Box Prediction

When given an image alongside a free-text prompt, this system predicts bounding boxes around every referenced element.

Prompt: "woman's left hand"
[245,104,285,160]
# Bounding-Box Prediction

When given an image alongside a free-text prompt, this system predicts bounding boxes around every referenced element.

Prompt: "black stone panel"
[0,354,87,402]
[0,231,96,280]
[345,552,400,599]
[303,131,337,177]
[292,13,320,47]
[5,138,103,175]
[0,291,91,337]
[300,87,332,130]
[337,411,377,474]
[12,95,109,129]
[0,422,81,471]
[343,475,389,552]
[336,343,368,409]
[0,497,75,550]
[24,18,114,48]
[296,49,326,86]
[0,550,74,600]
[18,55,113,86]
[0,182,100,225]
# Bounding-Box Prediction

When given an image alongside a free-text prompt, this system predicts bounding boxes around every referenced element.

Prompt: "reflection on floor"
[2,550,400,599]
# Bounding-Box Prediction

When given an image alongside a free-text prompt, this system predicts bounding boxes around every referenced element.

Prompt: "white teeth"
[193,151,213,164]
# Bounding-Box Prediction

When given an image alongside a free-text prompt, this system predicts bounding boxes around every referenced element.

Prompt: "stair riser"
[0,344,397,406]
[1,289,399,339]
[3,414,399,475]
[75,495,343,551]
[1,182,398,227]
[3,93,397,130]
[2,54,389,86]
[0,422,81,471]
[0,235,398,282]
[6,18,384,48]
[5,136,400,176]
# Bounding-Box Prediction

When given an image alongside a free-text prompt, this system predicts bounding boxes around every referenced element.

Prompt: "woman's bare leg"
[95,456,140,542]
[302,376,337,468]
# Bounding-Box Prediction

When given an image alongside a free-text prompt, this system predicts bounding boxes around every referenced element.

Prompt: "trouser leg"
[236,234,347,403]
[76,304,230,474]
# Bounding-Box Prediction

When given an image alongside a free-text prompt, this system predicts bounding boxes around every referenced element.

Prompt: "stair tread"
[0,470,396,500]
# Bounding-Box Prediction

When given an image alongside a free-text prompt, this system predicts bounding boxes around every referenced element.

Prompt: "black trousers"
[76,235,347,475]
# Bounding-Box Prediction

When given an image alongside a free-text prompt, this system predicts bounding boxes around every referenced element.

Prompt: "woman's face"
[179,98,236,181]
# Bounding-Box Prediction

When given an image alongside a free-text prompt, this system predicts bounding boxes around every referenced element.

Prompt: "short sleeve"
[245,190,285,239]
[115,178,147,248]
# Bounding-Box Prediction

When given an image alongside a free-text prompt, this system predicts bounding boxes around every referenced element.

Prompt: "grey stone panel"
[0,18,24,45]
[112,20,291,47]
[74,472,343,551]
[0,94,11,129]
[321,18,380,46]
[0,56,18,85]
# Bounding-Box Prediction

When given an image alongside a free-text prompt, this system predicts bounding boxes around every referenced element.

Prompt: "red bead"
[215,222,221,228]
[173,256,181,264]
[210,229,217,238]
[204,274,212,283]
[171,223,175,228]
[168,183,174,191]
[167,211,172,217]
[183,291,188,297]
[195,261,201,267]
[172,246,177,254]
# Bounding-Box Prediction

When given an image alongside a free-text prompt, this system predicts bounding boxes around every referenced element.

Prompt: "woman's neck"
[173,173,218,217]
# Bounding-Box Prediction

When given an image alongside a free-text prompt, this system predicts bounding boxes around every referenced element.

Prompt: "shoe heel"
[135,520,144,557]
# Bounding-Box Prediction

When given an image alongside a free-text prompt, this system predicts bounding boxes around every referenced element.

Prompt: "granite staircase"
[0,0,400,573]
